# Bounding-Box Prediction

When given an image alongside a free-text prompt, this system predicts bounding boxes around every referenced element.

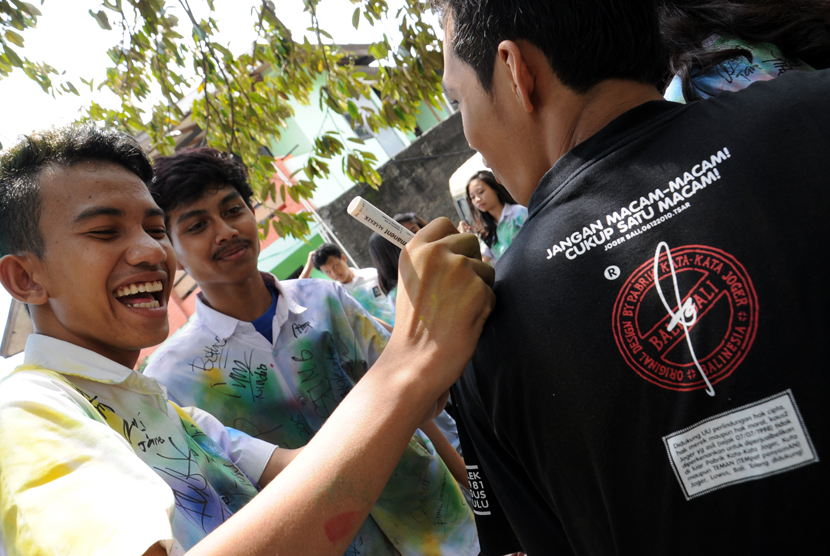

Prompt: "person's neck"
[342,268,355,285]
[545,79,664,167]
[489,203,505,223]
[200,271,273,322]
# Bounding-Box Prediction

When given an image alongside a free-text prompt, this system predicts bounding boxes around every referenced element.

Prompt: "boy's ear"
[497,40,536,114]
[0,254,48,306]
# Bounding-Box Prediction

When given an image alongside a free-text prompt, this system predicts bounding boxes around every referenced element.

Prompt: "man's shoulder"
[279,277,350,309]
[0,367,92,420]
[745,68,829,101]
[349,267,380,291]
[688,69,830,128]
[281,277,341,297]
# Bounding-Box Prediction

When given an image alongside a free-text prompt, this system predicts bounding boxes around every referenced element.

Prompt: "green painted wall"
[266,233,328,280]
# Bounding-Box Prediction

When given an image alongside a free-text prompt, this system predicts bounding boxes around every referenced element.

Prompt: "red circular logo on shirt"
[612,244,758,392]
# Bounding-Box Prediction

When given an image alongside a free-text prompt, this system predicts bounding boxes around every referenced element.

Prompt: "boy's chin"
[120,325,170,352]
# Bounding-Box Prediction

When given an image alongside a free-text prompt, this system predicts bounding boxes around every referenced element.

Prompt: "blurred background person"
[660,0,830,102]
[370,231,464,458]
[369,233,401,316]
[458,171,528,264]
[312,242,396,327]
[394,212,428,234]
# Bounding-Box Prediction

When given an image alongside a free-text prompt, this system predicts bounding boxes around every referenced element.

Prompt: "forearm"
[187,218,495,556]
[187,348,435,556]
[299,254,315,279]
[420,419,469,490]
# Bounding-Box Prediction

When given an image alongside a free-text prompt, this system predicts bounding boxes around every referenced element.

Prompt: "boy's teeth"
[126,300,160,309]
[115,280,163,298]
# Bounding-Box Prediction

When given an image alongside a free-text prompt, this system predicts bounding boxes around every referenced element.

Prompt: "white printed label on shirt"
[663,390,818,500]
[466,464,492,516]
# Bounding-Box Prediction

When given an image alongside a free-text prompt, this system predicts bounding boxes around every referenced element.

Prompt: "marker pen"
[347,196,415,249]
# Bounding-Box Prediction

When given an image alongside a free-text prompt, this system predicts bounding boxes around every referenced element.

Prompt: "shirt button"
[299,396,307,405]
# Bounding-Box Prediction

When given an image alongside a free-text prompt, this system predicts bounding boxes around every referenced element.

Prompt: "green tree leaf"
[4,30,24,48]
[2,0,446,241]
[89,9,112,31]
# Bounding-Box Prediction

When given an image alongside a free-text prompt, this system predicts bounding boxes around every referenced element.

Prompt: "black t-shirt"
[453,70,830,556]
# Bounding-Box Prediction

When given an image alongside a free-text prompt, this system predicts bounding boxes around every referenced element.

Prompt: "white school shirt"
[145,274,480,556]
[145,274,388,447]
[341,267,396,325]
[480,203,528,262]
[0,335,275,556]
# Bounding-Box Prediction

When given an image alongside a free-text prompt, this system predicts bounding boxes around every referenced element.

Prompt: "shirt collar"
[526,100,682,219]
[498,203,519,224]
[24,334,146,386]
[194,271,307,340]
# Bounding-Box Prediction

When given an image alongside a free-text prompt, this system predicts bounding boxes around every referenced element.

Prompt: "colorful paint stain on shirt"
[0,335,272,555]
[145,275,478,556]
[341,267,396,326]
[482,203,528,262]
[664,36,815,103]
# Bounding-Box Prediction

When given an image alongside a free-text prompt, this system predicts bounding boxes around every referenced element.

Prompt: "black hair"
[312,242,343,270]
[394,212,428,230]
[369,234,400,295]
[432,0,664,94]
[149,147,254,220]
[0,125,152,258]
[465,171,516,249]
[659,0,830,102]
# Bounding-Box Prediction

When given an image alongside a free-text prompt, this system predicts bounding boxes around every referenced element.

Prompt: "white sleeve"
[481,240,494,261]
[182,405,278,484]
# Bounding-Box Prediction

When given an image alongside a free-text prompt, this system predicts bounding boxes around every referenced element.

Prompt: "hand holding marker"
[348,196,414,248]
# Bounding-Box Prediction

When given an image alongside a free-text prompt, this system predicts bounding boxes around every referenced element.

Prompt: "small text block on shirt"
[663,389,818,500]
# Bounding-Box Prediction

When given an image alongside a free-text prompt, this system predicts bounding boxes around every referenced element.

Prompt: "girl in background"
[369,233,400,316]
[459,170,527,264]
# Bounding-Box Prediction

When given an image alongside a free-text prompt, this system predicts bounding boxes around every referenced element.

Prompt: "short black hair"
[312,243,343,270]
[0,125,152,258]
[149,147,254,220]
[393,212,428,229]
[433,0,664,93]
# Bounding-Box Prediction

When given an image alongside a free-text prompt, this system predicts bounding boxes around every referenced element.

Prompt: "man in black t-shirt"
[434,1,829,555]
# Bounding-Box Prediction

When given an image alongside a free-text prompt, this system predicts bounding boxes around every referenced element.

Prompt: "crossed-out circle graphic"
[612,245,758,392]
